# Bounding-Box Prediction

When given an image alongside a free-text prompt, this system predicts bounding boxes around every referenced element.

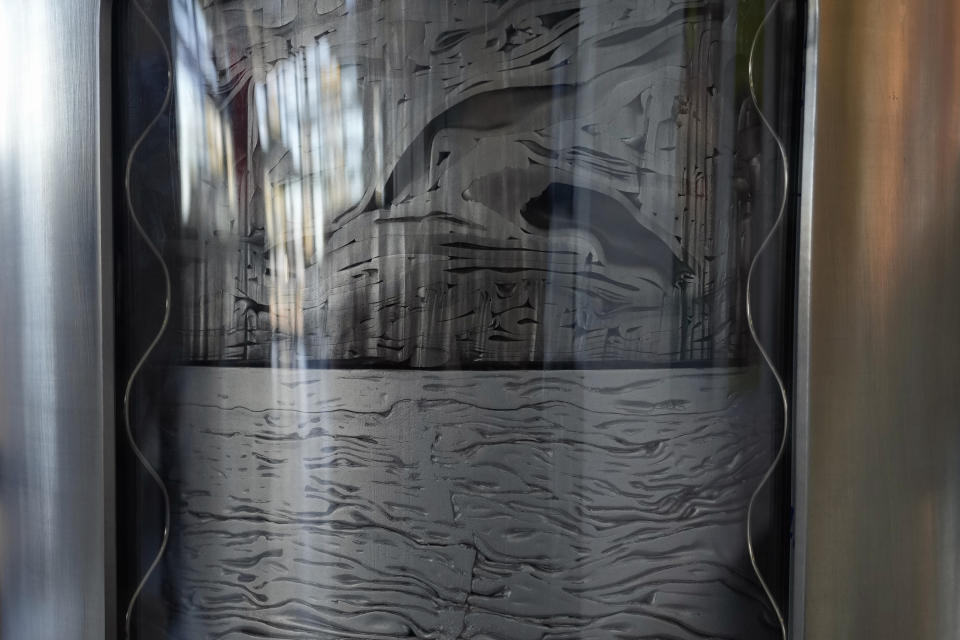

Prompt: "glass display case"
[113,1,803,638]
[9,2,960,639]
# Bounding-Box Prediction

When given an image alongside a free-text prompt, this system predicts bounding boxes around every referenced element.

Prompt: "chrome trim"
[790,0,819,638]
[99,2,117,638]
[744,2,793,636]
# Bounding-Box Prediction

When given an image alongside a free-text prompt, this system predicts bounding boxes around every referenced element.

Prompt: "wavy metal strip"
[121,2,174,637]
[744,1,791,638]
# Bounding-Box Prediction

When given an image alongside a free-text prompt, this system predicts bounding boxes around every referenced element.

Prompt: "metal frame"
[790,0,819,638]
[100,2,117,637]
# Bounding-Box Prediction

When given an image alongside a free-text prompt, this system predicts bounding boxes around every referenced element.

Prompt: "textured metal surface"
[0,1,114,638]
[798,0,960,637]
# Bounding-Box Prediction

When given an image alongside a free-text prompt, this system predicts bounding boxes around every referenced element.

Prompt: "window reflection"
[168,0,777,369]
[116,2,799,637]
[173,0,366,360]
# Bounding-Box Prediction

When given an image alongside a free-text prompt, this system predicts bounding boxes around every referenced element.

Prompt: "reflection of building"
[175,0,760,367]
[150,4,789,640]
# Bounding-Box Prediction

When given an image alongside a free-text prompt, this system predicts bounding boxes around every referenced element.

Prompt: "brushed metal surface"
[0,1,114,638]
[798,0,960,637]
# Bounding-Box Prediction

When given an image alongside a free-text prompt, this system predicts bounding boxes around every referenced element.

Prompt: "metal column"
[0,1,115,638]
[794,0,960,637]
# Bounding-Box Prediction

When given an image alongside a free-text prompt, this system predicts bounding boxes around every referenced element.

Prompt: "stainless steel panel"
[796,0,960,637]
[0,1,114,638]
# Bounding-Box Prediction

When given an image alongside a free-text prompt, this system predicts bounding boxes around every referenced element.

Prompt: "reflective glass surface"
[115,1,802,637]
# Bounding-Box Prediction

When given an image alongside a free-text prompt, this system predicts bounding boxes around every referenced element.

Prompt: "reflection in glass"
[171,0,774,369]
[116,0,800,638]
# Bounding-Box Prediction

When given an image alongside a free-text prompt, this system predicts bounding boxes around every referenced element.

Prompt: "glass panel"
[115,0,802,637]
